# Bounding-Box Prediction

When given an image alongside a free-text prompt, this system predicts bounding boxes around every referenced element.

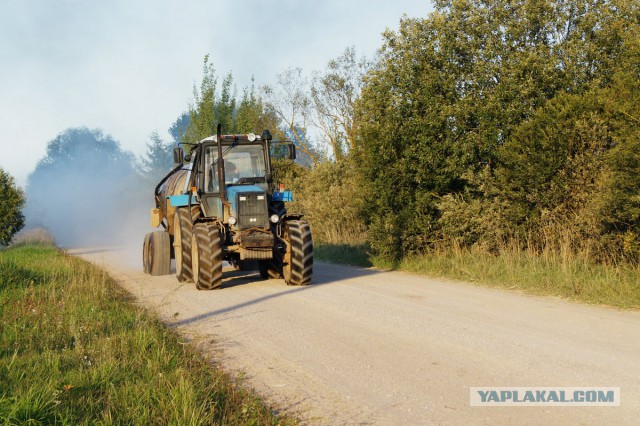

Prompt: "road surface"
[71,247,640,425]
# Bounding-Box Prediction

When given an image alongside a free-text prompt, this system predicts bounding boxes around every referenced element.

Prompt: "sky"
[0,0,431,188]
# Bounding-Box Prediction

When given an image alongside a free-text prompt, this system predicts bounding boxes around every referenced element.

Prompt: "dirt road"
[72,247,640,425]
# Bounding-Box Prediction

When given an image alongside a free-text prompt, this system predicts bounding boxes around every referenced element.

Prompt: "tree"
[236,78,279,133]
[262,68,321,166]
[184,55,242,142]
[169,112,190,144]
[185,55,221,142]
[0,168,25,245]
[182,55,281,144]
[141,131,174,183]
[310,47,370,160]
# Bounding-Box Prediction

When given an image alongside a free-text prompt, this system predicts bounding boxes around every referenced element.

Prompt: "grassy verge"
[0,244,293,424]
[315,243,640,309]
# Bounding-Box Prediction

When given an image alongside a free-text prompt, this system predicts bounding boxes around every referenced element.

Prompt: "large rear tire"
[174,206,200,282]
[149,231,171,276]
[192,222,223,290]
[283,220,313,286]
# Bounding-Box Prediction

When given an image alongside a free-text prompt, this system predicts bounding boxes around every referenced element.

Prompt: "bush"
[0,168,25,246]
[272,158,368,245]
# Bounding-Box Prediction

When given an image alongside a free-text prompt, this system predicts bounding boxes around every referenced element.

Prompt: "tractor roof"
[198,133,264,144]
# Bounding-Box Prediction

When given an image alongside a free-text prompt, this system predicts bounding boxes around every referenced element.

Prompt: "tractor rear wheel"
[282,220,313,286]
[191,222,223,290]
[174,206,200,282]
[142,233,151,273]
[149,231,171,276]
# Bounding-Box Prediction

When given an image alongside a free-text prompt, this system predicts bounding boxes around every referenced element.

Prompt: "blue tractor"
[142,125,313,289]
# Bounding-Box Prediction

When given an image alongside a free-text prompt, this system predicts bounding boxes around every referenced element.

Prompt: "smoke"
[24,128,158,265]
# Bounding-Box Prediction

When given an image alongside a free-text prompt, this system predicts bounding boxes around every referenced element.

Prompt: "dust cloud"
[23,128,164,270]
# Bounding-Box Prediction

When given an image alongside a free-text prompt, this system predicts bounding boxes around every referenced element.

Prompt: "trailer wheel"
[283,220,313,286]
[149,231,171,276]
[192,222,223,290]
[174,206,200,282]
[142,233,152,273]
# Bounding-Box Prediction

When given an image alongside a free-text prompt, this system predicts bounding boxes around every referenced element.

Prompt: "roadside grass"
[0,244,293,425]
[315,243,640,309]
[10,228,56,247]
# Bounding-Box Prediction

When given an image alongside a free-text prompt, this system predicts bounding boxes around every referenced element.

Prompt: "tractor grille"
[237,192,268,228]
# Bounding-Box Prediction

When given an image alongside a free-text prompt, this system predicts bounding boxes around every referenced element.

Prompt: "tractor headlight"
[270,214,279,224]
[228,216,237,226]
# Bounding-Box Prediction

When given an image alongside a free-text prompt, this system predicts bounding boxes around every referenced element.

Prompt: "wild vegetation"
[357,0,640,264]
[0,238,292,424]
[0,167,25,246]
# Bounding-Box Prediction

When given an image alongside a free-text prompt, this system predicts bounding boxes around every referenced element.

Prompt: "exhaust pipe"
[216,123,227,204]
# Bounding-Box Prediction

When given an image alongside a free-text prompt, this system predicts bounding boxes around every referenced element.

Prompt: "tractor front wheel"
[282,220,313,286]
[191,222,223,290]
[174,206,200,282]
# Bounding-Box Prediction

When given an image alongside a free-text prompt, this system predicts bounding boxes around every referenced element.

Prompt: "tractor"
[142,125,313,289]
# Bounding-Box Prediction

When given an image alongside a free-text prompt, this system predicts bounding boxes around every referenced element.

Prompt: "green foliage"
[440,91,613,251]
[185,55,224,141]
[0,168,25,246]
[141,131,174,183]
[356,0,640,262]
[184,56,279,143]
[301,160,366,244]
[271,158,368,245]
[168,112,190,144]
[236,78,279,134]
[0,245,292,424]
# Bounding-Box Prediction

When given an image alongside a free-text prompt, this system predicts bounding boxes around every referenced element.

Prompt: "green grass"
[0,245,294,425]
[315,243,640,309]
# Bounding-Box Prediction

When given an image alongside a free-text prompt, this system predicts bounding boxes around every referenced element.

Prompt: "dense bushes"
[273,159,367,245]
[353,0,640,263]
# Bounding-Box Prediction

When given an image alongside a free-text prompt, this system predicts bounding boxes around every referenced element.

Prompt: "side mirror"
[173,147,184,164]
[287,143,296,160]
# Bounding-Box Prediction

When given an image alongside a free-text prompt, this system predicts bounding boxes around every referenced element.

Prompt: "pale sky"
[0,0,431,187]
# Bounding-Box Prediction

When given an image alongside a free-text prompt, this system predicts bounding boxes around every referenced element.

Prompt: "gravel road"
[72,247,640,425]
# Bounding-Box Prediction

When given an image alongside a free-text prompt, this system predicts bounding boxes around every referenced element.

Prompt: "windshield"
[204,144,266,192]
